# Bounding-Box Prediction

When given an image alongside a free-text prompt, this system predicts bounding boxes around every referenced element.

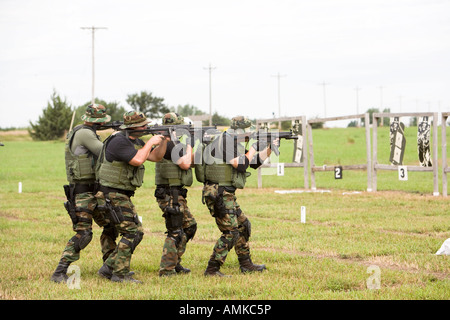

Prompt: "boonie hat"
[119,111,152,129]
[81,104,111,123]
[230,115,253,131]
[162,112,184,125]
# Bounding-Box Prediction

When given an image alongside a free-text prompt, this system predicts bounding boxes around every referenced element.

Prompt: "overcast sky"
[1,0,449,128]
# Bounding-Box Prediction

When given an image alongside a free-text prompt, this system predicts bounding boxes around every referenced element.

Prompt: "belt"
[99,185,135,198]
[72,183,95,195]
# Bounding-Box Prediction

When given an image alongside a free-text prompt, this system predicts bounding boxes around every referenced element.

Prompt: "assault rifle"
[227,129,299,156]
[93,121,123,131]
[128,124,218,144]
[94,121,218,144]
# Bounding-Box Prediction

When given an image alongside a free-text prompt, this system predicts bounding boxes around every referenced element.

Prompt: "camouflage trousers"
[202,183,250,265]
[59,191,117,264]
[96,191,144,276]
[156,187,197,275]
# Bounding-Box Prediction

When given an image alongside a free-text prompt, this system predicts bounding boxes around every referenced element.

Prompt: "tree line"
[27,89,230,141]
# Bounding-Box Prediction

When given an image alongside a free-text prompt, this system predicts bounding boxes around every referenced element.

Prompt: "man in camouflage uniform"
[202,116,275,276]
[154,113,198,277]
[51,104,117,283]
[96,111,167,283]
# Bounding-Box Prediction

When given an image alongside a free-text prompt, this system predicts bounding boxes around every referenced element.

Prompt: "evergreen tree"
[126,91,170,118]
[28,90,73,141]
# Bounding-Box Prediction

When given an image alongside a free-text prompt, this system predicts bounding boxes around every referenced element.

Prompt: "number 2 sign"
[334,166,342,179]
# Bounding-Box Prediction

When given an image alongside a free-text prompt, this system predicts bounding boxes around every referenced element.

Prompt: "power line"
[81,26,107,105]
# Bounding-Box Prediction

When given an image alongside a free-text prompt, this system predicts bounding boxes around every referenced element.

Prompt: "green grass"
[0,128,449,300]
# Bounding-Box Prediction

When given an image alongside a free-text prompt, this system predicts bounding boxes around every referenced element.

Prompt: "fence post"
[372,113,378,192]
[443,113,448,196]
[365,113,372,192]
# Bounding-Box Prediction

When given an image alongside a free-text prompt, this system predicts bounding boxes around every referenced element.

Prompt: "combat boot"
[175,263,191,274]
[204,259,230,277]
[238,255,267,273]
[159,269,176,277]
[50,259,71,283]
[110,273,142,284]
[98,263,135,279]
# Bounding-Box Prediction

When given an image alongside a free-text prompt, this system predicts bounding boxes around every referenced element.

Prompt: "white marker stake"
[301,206,306,223]
[18,182,22,193]
[277,163,284,176]
[398,166,408,181]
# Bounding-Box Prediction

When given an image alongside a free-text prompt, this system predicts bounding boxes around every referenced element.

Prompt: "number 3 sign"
[398,166,408,181]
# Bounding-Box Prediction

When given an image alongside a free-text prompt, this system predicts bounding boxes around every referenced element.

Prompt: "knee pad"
[221,229,239,250]
[120,231,144,254]
[241,219,251,242]
[167,229,184,247]
[184,224,197,242]
[133,231,144,252]
[72,230,93,252]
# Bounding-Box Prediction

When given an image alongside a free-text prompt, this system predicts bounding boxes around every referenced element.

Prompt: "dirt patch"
[254,246,450,281]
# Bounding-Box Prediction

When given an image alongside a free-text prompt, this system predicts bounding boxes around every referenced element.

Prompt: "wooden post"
[301,116,309,189]
[372,113,378,192]
[308,123,316,190]
[442,113,448,196]
[365,113,372,191]
[257,167,262,189]
[432,112,439,196]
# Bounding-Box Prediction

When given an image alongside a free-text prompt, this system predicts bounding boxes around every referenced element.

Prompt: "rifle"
[228,129,299,156]
[120,123,218,144]
[92,121,123,131]
[93,119,218,143]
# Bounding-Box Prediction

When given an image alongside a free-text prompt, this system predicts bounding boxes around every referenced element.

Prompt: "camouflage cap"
[230,116,252,130]
[162,112,184,125]
[81,104,111,123]
[119,111,152,129]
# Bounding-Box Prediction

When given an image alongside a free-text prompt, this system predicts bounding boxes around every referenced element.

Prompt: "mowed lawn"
[0,126,448,300]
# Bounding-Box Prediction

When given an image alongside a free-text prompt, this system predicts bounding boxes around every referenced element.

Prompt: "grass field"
[0,126,448,300]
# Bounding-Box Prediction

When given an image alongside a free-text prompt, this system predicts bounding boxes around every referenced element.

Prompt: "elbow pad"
[249,154,263,169]
[235,155,249,173]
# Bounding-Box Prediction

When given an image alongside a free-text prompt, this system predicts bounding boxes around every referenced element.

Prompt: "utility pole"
[81,26,107,105]
[204,63,216,126]
[355,86,361,127]
[271,72,286,129]
[319,81,330,118]
[271,72,286,118]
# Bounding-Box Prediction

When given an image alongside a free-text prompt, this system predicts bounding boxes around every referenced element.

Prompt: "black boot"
[238,255,267,273]
[110,273,142,284]
[204,259,230,277]
[98,263,135,279]
[175,261,191,274]
[50,260,71,283]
